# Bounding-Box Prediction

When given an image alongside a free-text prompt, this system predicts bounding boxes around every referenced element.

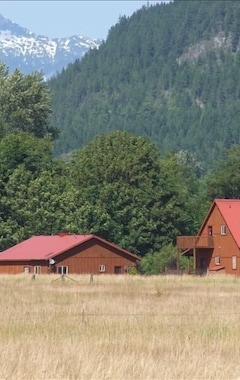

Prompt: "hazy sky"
[0,1,170,40]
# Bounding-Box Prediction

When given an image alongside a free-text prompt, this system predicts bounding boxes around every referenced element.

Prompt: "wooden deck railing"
[177,235,214,250]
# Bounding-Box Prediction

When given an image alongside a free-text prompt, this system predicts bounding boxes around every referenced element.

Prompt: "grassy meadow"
[0,273,240,380]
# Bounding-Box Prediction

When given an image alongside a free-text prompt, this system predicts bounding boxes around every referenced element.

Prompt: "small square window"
[221,225,227,235]
[215,256,221,265]
[99,265,105,272]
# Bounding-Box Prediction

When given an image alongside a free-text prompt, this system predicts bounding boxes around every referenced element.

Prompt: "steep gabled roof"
[0,234,140,262]
[215,199,240,247]
[198,199,240,247]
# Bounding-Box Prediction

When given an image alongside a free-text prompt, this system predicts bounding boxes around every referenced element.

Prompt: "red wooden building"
[0,233,140,275]
[177,199,240,275]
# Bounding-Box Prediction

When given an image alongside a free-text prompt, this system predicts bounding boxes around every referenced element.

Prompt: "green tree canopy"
[206,145,240,200]
[0,63,58,139]
[0,132,73,248]
[68,131,194,255]
[0,132,54,181]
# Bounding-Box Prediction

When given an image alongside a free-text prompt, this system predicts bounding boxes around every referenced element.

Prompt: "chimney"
[59,230,69,237]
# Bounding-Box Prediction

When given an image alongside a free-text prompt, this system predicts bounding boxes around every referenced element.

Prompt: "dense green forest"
[1,0,240,273]
[49,0,240,171]
[1,62,240,274]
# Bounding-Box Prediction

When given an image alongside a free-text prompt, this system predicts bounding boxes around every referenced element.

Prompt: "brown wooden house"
[177,199,240,275]
[0,232,141,275]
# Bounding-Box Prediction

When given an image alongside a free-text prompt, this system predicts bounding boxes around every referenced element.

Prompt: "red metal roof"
[215,199,240,247]
[198,199,240,247]
[0,234,140,262]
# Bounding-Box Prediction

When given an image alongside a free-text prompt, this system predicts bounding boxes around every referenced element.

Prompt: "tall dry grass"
[0,273,240,379]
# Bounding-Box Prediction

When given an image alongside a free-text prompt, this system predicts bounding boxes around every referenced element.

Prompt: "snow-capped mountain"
[0,14,102,79]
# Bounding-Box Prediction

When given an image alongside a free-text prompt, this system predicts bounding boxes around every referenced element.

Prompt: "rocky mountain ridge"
[0,14,102,79]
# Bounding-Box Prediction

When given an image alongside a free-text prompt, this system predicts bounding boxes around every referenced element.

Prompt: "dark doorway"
[208,226,213,236]
[200,257,208,269]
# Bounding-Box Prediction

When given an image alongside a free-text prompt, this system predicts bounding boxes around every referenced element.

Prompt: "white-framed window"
[23,266,30,274]
[221,225,227,235]
[215,256,221,265]
[57,266,68,275]
[34,266,41,275]
[99,265,105,272]
[232,256,237,270]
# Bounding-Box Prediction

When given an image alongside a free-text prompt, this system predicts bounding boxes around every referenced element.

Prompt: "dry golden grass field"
[1,273,240,380]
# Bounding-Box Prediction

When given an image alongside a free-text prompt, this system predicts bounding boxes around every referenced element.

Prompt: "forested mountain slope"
[48,0,240,170]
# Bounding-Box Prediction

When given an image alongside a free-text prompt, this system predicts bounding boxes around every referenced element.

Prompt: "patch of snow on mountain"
[0,14,102,79]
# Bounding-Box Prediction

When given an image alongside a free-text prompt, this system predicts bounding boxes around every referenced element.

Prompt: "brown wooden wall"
[198,205,240,275]
[0,239,139,275]
[0,261,49,275]
[55,239,138,275]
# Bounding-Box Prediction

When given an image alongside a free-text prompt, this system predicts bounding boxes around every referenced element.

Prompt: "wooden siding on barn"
[54,239,138,274]
[177,201,240,275]
[201,205,240,274]
[0,238,139,275]
[0,261,48,275]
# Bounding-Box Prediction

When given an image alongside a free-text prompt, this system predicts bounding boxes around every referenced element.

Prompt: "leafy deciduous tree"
[206,145,240,200]
[0,63,58,139]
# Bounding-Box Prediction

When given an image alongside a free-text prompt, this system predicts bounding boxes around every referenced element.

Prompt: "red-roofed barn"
[177,199,240,275]
[0,233,140,275]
